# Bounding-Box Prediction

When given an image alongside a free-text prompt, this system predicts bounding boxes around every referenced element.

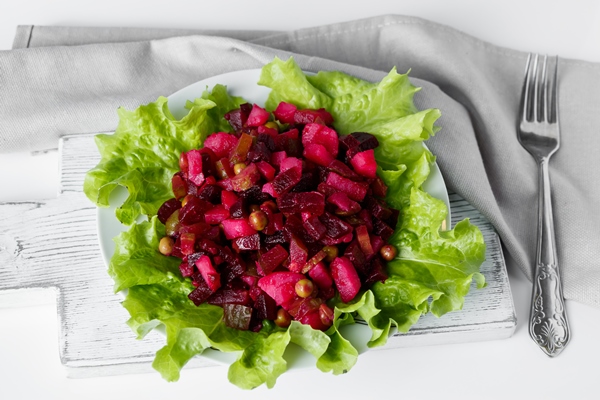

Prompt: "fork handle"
[529,158,570,356]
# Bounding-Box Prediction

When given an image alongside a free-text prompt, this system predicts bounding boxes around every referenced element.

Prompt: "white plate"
[96,69,451,368]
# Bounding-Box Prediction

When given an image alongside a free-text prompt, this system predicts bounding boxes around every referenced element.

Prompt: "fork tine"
[520,53,533,122]
[531,54,540,122]
[541,55,549,122]
[551,56,559,124]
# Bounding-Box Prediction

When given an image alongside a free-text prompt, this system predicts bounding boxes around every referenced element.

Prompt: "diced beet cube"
[180,233,196,256]
[319,212,353,239]
[351,132,379,152]
[216,178,234,191]
[224,103,252,131]
[316,182,337,198]
[338,134,361,159]
[187,251,208,265]
[297,308,330,331]
[232,233,261,252]
[319,231,353,246]
[204,205,230,225]
[327,159,362,181]
[208,289,250,306]
[327,192,361,216]
[303,143,335,167]
[308,261,333,289]
[229,197,247,219]
[221,218,258,240]
[325,172,369,202]
[229,133,254,165]
[273,101,297,124]
[258,271,305,306]
[343,240,367,275]
[246,104,270,127]
[179,261,194,278]
[204,132,239,159]
[231,163,260,192]
[270,150,288,167]
[263,212,284,235]
[239,185,271,205]
[188,280,213,306]
[254,291,278,321]
[261,182,276,198]
[219,248,247,283]
[221,190,238,210]
[373,218,394,242]
[290,171,318,193]
[179,222,210,236]
[199,149,217,175]
[365,196,393,220]
[257,124,278,136]
[370,235,385,255]
[197,184,222,204]
[204,226,221,241]
[195,255,221,292]
[263,167,301,198]
[286,297,323,319]
[283,214,317,245]
[247,141,271,163]
[303,215,327,240]
[279,156,302,175]
[197,238,220,255]
[186,149,205,186]
[258,244,289,275]
[330,256,361,303]
[349,149,377,178]
[258,132,277,152]
[386,208,400,229]
[263,231,286,245]
[157,198,181,224]
[371,176,388,198]
[294,108,334,125]
[364,258,388,285]
[223,304,253,330]
[179,196,211,225]
[276,129,301,157]
[277,192,325,216]
[256,160,276,181]
[288,235,308,273]
[355,225,374,258]
[302,123,339,157]
[241,274,258,288]
[358,209,374,232]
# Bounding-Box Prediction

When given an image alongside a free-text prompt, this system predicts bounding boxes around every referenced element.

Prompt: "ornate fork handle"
[529,158,570,356]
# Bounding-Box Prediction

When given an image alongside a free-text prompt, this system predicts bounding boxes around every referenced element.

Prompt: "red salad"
[156,102,399,332]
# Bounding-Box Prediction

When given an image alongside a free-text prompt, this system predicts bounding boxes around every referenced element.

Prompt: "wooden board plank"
[0,134,516,378]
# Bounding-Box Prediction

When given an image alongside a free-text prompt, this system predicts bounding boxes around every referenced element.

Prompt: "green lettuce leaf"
[84,85,244,225]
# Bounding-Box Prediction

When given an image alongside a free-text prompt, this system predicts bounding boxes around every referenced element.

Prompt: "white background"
[1,1,600,399]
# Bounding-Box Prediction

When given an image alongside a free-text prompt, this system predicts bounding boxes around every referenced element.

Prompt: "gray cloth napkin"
[1,15,599,308]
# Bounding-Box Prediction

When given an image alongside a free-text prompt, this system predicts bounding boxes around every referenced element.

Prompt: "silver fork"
[518,54,570,357]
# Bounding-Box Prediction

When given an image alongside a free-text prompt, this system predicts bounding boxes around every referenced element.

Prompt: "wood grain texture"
[0,134,516,378]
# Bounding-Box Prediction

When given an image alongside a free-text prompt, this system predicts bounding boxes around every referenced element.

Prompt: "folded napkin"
[1,15,599,308]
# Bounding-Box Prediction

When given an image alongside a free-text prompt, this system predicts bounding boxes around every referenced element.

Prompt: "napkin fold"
[1,15,599,308]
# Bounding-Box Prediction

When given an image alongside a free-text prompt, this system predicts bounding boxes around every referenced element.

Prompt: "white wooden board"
[0,134,516,378]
